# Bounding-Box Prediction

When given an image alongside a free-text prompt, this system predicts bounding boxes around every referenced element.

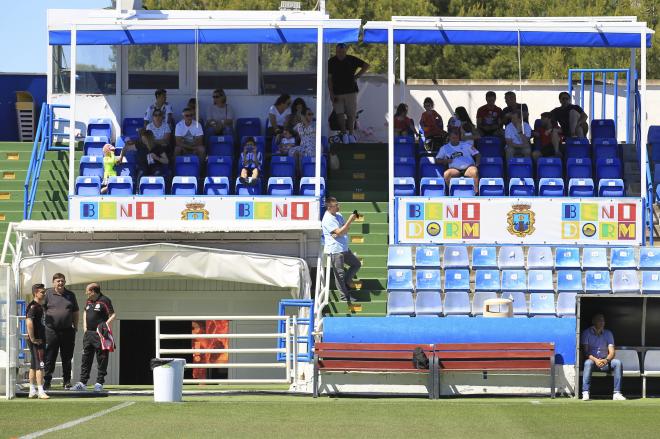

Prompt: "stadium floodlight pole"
[68,25,77,198]
[640,27,647,204]
[387,25,395,244]
[314,24,323,198]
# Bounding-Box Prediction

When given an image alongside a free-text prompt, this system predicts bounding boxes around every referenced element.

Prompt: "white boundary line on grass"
[19,401,135,439]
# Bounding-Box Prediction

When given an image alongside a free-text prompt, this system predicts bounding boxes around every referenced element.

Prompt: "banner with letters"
[396,197,643,245]
[69,196,319,222]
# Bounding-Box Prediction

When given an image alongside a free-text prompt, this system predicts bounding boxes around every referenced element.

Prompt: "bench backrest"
[434,342,555,371]
[315,342,434,372]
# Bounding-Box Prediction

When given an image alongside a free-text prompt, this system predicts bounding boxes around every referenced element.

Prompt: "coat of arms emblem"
[181,203,210,220]
[507,204,535,237]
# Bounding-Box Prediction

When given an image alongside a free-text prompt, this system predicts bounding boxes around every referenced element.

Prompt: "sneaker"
[93,383,103,392]
[28,390,38,399]
[341,133,349,144]
[613,392,626,401]
[70,382,87,392]
[63,382,72,390]
[42,381,51,391]
[582,391,590,401]
[37,392,50,400]
[348,134,357,144]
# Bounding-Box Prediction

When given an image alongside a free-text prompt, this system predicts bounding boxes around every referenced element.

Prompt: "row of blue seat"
[387,268,658,294]
[387,246,657,271]
[75,175,326,197]
[387,291,575,317]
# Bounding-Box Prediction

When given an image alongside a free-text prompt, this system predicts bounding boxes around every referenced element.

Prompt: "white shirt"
[174,120,204,145]
[505,122,532,146]
[146,121,171,141]
[144,102,173,123]
[268,105,291,127]
[436,141,479,171]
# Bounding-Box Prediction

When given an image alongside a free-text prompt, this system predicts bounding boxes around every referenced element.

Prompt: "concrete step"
[329,179,388,192]
[329,189,388,201]
[339,201,389,212]
[347,232,388,245]
[331,169,389,181]
[325,300,387,316]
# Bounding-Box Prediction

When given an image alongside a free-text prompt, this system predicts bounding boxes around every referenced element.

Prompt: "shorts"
[28,341,45,371]
[332,93,358,117]
[449,166,476,176]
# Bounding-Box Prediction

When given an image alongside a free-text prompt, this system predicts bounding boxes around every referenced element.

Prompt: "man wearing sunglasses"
[174,108,205,164]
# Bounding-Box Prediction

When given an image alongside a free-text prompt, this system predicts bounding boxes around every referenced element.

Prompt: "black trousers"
[80,330,109,385]
[44,327,75,385]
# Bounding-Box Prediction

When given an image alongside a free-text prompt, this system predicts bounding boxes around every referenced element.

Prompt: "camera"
[353,209,361,218]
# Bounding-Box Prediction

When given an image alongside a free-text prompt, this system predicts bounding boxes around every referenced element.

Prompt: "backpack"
[412,347,430,370]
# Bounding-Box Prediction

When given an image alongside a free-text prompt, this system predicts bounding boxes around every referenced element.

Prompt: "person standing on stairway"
[322,197,362,302]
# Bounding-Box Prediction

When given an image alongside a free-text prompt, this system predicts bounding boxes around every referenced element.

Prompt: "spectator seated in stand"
[393,103,418,138]
[205,88,234,136]
[274,127,298,156]
[145,109,172,151]
[419,97,447,154]
[436,131,481,194]
[289,109,317,175]
[551,91,589,140]
[532,112,562,161]
[174,107,205,165]
[288,97,309,130]
[504,112,533,162]
[267,94,292,141]
[140,129,170,185]
[238,136,263,186]
[501,90,529,126]
[448,106,479,143]
[476,91,503,138]
[144,88,174,129]
[100,143,134,194]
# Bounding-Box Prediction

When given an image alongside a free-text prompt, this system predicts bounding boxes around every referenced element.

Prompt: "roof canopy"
[48,9,361,45]
[363,16,653,48]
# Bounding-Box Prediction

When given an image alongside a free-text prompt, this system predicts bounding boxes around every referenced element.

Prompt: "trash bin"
[151,358,186,402]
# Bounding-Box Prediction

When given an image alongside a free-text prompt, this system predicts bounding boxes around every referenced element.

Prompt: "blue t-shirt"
[322,211,348,254]
[580,326,614,359]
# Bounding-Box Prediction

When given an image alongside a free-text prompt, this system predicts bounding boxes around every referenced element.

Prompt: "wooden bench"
[434,342,556,398]
[313,342,436,398]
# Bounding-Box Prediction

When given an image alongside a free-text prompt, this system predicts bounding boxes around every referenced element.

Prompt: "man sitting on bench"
[581,313,626,401]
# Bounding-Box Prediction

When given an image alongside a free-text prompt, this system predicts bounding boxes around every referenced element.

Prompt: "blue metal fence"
[277,299,314,362]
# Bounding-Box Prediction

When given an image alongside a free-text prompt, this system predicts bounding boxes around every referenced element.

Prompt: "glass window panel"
[198,45,248,90]
[52,45,117,94]
[261,44,317,95]
[128,45,179,90]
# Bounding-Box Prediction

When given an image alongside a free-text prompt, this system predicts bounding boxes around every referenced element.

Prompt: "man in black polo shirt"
[327,43,369,144]
[71,283,116,392]
[43,273,79,390]
[26,283,49,399]
[551,91,589,138]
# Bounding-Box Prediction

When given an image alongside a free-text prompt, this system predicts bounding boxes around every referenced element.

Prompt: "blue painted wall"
[324,317,577,364]
[0,74,47,141]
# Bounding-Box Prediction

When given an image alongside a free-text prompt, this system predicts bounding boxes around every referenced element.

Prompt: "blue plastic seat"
[501,269,527,291]
[87,117,112,139]
[107,176,133,195]
[394,157,416,178]
[567,158,592,179]
[387,246,413,268]
[537,157,563,179]
[419,178,445,196]
[208,135,234,157]
[557,270,583,292]
[443,246,469,269]
[610,248,637,270]
[498,247,525,269]
[591,119,616,140]
[598,178,625,197]
[538,178,564,196]
[565,138,591,159]
[529,293,556,317]
[556,292,577,317]
[175,155,200,177]
[301,156,327,179]
[299,177,326,197]
[582,247,608,270]
[267,177,294,196]
[527,247,553,269]
[501,291,528,316]
[476,136,503,158]
[394,137,415,158]
[479,157,504,179]
[555,247,581,270]
[475,269,500,291]
[387,269,414,290]
[596,157,622,181]
[443,291,471,316]
[479,178,505,196]
[79,155,104,179]
[472,291,498,316]
[83,136,109,156]
[641,271,660,294]
[472,246,497,269]
[640,248,660,270]
[528,270,554,292]
[509,177,535,196]
[387,290,415,316]
[394,177,416,196]
[508,157,533,179]
[568,178,595,197]
[139,176,165,196]
[414,291,443,316]
[585,270,611,293]
[444,269,470,291]
[207,155,233,178]
[235,177,262,195]
[122,117,143,139]
[593,138,619,160]
[270,156,296,178]
[171,176,197,195]
[236,117,261,138]
[415,269,442,291]
[612,270,640,294]
[419,156,444,178]
[75,176,101,196]
[449,177,475,196]
[415,246,441,268]
[203,176,230,195]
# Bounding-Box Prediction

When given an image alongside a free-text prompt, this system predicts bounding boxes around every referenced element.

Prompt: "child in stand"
[419,97,447,153]
[101,144,117,194]
[448,106,479,143]
[238,137,263,186]
[393,103,417,137]
[274,127,297,156]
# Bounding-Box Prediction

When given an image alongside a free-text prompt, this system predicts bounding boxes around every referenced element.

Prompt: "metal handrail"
[634,87,654,246]
[313,253,331,335]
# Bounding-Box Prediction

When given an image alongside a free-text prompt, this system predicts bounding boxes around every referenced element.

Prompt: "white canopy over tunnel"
[18,243,311,298]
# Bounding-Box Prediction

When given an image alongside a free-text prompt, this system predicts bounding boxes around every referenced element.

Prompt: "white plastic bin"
[152,358,186,402]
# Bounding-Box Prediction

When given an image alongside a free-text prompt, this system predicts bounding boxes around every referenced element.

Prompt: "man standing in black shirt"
[551,91,589,138]
[71,283,116,392]
[327,43,369,144]
[26,284,49,399]
[43,273,79,390]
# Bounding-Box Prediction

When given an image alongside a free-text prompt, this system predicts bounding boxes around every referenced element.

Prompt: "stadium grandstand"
[2,2,660,418]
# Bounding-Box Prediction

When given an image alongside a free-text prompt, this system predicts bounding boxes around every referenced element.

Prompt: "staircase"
[324,143,389,317]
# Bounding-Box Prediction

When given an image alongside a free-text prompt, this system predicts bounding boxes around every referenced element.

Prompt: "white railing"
[155,315,298,385]
[313,253,331,335]
[1,222,18,265]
